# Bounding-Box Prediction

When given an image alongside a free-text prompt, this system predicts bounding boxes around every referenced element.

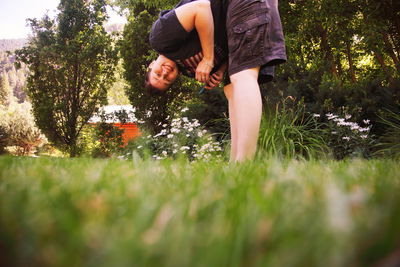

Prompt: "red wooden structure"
[113,123,141,145]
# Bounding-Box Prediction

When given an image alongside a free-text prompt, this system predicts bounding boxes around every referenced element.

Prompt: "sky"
[0,0,126,39]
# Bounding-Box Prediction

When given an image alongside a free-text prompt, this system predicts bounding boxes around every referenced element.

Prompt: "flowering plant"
[125,108,223,161]
[313,111,373,159]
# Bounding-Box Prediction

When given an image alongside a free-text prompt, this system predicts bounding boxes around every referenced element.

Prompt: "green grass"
[0,156,399,267]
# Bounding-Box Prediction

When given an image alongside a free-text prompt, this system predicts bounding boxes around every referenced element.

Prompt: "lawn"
[0,156,399,267]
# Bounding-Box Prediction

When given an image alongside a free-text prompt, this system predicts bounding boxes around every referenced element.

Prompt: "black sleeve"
[149,9,190,55]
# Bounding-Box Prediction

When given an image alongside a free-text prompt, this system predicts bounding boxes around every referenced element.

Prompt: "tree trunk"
[316,23,337,76]
[336,54,343,77]
[374,51,392,80]
[345,40,356,83]
[389,33,400,62]
[382,33,400,72]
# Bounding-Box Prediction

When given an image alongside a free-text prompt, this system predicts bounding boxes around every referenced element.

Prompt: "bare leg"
[223,83,237,161]
[229,67,262,162]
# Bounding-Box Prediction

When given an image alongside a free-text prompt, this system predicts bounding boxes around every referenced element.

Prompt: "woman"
[147,0,286,162]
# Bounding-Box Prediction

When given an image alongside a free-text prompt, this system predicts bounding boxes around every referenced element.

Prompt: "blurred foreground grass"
[0,156,399,267]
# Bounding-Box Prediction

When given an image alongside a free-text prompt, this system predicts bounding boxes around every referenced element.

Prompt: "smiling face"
[148,55,180,91]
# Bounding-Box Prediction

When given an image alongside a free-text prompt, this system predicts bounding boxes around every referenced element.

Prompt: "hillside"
[0,39,27,52]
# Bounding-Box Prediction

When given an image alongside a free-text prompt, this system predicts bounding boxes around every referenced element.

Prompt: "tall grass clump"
[258,98,329,159]
[374,109,400,159]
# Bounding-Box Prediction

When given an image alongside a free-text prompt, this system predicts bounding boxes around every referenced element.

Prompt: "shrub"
[0,125,8,154]
[91,121,124,158]
[0,102,47,155]
[78,110,127,158]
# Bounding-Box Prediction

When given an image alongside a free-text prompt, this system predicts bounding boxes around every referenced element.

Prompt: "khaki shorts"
[226,0,287,83]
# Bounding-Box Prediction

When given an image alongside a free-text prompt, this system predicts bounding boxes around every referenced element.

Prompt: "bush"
[0,126,8,155]
[0,102,47,155]
[91,122,124,158]
[78,110,126,158]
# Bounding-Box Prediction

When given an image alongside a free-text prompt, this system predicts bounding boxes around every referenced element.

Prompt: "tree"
[16,0,118,156]
[0,72,12,106]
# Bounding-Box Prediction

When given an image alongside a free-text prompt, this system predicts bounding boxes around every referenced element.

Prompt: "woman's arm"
[175,0,214,83]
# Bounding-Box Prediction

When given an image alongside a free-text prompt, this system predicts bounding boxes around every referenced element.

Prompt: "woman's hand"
[204,69,224,89]
[195,58,213,84]
[204,62,227,89]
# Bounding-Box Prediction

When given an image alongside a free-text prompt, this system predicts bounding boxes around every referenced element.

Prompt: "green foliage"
[0,72,13,106]
[374,109,400,159]
[107,61,131,105]
[77,110,128,158]
[258,99,329,159]
[0,51,28,103]
[0,126,8,155]
[91,122,124,158]
[0,157,399,266]
[0,102,47,155]
[15,0,118,157]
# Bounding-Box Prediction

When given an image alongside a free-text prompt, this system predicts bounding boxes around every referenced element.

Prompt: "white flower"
[363,119,370,124]
[182,117,189,123]
[181,107,189,112]
[180,146,190,151]
[167,134,173,139]
[197,132,203,137]
[162,124,168,128]
[359,127,370,132]
[335,118,346,124]
[342,136,350,141]
[137,146,143,149]
[360,135,368,139]
[172,149,178,154]
[313,114,321,118]
[326,113,338,120]
[162,151,168,156]
[345,114,352,120]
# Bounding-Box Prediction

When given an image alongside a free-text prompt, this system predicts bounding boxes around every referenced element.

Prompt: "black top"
[149,0,228,78]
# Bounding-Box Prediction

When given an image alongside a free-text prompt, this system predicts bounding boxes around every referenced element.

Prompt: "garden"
[1,0,400,266]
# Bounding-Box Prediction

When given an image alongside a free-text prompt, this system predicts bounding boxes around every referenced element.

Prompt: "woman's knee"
[229,67,260,84]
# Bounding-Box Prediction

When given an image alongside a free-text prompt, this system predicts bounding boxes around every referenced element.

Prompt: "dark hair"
[144,67,169,96]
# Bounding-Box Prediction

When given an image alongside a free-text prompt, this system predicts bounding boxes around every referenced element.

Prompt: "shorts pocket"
[228,12,270,58]
[230,0,267,19]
